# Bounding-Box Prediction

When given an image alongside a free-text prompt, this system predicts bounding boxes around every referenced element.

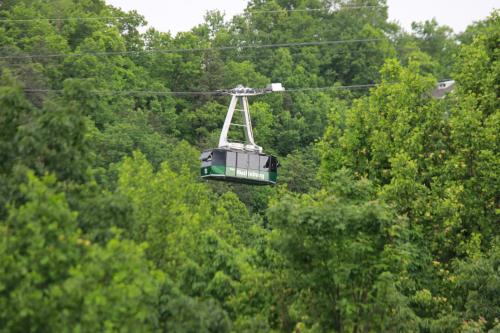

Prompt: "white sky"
[106,0,499,35]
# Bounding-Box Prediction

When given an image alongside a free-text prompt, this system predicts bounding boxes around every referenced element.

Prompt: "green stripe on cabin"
[201,165,277,183]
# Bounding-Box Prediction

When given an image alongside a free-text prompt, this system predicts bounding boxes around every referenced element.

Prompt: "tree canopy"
[0,1,498,331]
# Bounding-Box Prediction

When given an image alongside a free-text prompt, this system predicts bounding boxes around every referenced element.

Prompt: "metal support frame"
[218,84,284,153]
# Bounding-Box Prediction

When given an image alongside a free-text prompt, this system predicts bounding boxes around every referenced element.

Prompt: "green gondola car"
[200,84,284,185]
[200,149,278,185]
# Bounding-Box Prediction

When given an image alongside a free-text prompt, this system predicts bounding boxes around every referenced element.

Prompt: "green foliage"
[0,1,498,331]
[319,58,438,186]
[410,19,458,78]
[268,171,419,331]
[0,173,163,332]
[52,237,164,333]
[317,12,499,330]
[444,11,499,247]
[454,239,500,330]
[0,172,83,332]
[279,146,320,193]
[115,152,273,329]
[0,70,33,175]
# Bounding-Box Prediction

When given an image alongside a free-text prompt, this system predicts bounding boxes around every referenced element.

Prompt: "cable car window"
[200,151,212,161]
[226,151,236,167]
[237,152,248,168]
[249,154,260,170]
[260,156,270,171]
[212,150,226,165]
[270,157,278,171]
[201,151,212,167]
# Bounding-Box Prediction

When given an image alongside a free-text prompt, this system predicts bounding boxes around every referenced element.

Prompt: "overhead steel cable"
[0,5,385,23]
[1,46,385,68]
[23,80,452,97]
[0,38,383,60]
[286,83,379,92]
[23,89,217,96]
[247,5,386,14]
[0,16,128,23]
[23,83,382,96]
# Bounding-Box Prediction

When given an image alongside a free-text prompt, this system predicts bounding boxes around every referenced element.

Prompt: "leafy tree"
[410,19,458,79]
[0,172,164,332]
[279,146,320,193]
[0,0,498,331]
[267,170,419,332]
[444,11,499,246]
[0,172,84,332]
[454,238,500,331]
[52,237,165,333]
[116,152,272,329]
[0,70,33,175]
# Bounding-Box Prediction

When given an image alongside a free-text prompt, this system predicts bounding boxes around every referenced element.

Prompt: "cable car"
[200,149,278,185]
[200,84,284,185]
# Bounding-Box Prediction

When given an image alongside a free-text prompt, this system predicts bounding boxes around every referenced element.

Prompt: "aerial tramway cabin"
[200,148,278,185]
[200,84,283,185]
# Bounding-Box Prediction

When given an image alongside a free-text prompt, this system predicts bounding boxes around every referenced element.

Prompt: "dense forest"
[0,0,498,332]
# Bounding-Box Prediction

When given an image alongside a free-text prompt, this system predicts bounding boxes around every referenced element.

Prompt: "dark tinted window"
[226,151,236,167]
[260,156,270,171]
[249,154,260,170]
[212,150,226,166]
[270,157,278,171]
[237,152,248,168]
